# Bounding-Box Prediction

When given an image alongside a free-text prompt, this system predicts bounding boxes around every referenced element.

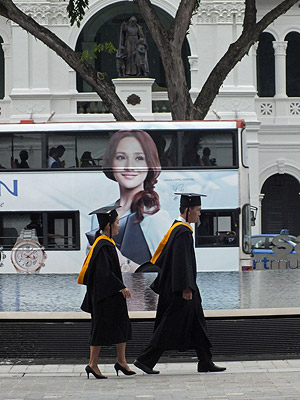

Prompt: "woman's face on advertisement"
[113,137,148,189]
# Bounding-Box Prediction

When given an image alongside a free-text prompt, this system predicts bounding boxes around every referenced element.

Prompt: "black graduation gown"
[81,238,132,346]
[86,211,151,265]
[149,221,212,351]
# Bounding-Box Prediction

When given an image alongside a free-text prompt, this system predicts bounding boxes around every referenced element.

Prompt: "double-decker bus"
[0,120,252,274]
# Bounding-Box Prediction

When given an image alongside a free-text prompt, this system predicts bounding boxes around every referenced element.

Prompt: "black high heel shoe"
[114,362,136,376]
[85,365,107,379]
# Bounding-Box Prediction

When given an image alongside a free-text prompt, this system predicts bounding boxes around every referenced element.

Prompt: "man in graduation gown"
[134,193,226,374]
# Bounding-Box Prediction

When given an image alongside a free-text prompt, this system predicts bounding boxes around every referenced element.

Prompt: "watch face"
[11,240,45,273]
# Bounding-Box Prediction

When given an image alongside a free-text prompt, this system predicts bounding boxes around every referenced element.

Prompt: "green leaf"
[66,0,90,27]
[79,42,117,61]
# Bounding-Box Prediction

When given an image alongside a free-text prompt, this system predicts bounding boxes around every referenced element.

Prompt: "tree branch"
[0,0,134,121]
[173,0,199,47]
[135,0,170,48]
[256,0,299,34]
[243,0,256,30]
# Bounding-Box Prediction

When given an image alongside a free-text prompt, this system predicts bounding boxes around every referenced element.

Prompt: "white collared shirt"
[177,215,191,226]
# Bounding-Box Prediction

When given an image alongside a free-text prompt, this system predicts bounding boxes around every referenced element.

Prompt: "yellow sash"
[151,222,193,264]
[77,235,116,284]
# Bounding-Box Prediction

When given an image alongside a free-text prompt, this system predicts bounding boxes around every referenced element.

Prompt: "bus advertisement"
[0,121,252,274]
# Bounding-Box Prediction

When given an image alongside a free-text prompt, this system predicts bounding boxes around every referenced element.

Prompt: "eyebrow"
[115,151,145,155]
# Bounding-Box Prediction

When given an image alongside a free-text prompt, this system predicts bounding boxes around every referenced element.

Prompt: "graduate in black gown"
[78,206,135,379]
[134,193,226,374]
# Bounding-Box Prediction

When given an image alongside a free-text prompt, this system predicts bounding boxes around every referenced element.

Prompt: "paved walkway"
[1,359,300,399]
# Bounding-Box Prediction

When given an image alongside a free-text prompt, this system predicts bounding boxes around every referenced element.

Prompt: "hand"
[121,288,131,299]
[182,287,192,300]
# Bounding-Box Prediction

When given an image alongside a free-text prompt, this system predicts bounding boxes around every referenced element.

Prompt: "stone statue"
[117,16,149,77]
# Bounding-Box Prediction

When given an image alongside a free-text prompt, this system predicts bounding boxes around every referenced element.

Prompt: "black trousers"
[137,344,212,369]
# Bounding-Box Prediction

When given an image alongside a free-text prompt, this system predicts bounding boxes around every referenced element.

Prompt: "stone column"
[1,43,11,99]
[188,56,199,100]
[273,41,288,98]
[252,43,258,93]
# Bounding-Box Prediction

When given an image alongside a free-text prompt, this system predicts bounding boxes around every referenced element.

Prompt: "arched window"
[75,2,190,93]
[0,36,4,99]
[261,173,300,235]
[285,32,300,97]
[256,32,275,97]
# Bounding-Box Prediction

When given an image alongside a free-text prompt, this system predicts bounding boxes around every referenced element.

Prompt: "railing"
[77,95,300,118]
[76,92,170,114]
[255,97,300,119]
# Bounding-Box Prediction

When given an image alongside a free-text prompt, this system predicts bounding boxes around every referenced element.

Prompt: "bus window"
[48,134,76,169]
[0,133,43,169]
[76,131,110,168]
[0,133,11,169]
[45,212,80,249]
[150,131,177,167]
[0,211,80,250]
[13,133,43,169]
[196,209,239,247]
[182,130,237,168]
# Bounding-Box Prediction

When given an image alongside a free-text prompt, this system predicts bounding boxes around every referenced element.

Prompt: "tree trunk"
[163,49,195,120]
[135,0,197,120]
[0,0,134,121]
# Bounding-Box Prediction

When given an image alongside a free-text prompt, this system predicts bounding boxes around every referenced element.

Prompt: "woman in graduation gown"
[78,206,135,379]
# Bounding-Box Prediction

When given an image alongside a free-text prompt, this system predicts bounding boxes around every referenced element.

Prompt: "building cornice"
[14,1,246,26]
[196,1,245,24]
[15,2,69,26]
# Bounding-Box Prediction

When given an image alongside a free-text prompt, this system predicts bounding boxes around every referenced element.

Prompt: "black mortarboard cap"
[175,192,207,207]
[89,205,120,216]
[89,205,120,230]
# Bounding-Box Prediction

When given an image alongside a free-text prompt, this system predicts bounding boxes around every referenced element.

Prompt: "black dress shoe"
[85,365,107,379]
[134,360,160,374]
[114,362,136,376]
[197,361,226,373]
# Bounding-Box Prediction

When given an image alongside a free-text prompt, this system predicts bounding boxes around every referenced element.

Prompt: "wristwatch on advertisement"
[11,229,46,273]
[0,246,6,268]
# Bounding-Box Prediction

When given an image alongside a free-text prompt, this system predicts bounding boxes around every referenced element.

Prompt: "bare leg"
[116,342,131,371]
[89,345,102,375]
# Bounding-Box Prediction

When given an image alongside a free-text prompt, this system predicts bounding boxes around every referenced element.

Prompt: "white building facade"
[0,0,300,235]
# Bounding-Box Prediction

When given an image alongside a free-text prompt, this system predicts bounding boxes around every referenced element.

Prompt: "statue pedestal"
[112,78,155,116]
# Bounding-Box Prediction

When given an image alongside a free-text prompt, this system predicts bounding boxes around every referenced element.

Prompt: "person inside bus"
[17,150,30,168]
[87,129,171,272]
[48,147,60,168]
[80,151,97,168]
[79,206,135,379]
[183,135,201,166]
[56,145,66,167]
[201,147,217,166]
